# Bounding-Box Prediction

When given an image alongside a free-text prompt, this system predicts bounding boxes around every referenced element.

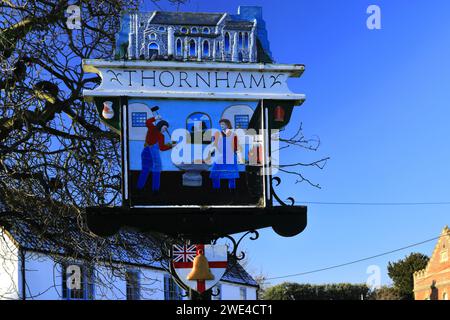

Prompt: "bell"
[187,249,214,281]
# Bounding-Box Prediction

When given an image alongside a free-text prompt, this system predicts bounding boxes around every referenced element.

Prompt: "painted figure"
[209,119,242,190]
[137,114,174,192]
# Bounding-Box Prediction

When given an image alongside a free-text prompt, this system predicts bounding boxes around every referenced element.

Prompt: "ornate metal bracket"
[212,230,259,262]
[271,176,295,206]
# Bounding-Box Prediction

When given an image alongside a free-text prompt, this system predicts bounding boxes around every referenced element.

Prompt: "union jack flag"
[172,244,197,263]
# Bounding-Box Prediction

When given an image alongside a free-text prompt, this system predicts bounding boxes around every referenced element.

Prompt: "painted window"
[187,112,212,144]
[203,40,210,57]
[148,42,159,57]
[164,274,183,300]
[203,27,210,34]
[239,287,247,300]
[189,39,196,56]
[181,27,188,33]
[149,33,157,40]
[224,32,231,53]
[62,264,94,300]
[126,270,140,300]
[176,38,183,56]
[234,115,250,129]
[191,27,198,34]
[132,112,147,127]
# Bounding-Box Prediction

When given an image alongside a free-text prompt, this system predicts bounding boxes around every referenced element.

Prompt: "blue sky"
[143,0,450,286]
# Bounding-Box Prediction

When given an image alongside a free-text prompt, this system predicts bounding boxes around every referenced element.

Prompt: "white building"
[0,214,258,300]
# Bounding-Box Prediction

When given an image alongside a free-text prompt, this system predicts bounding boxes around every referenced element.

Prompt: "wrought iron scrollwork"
[213,230,259,262]
[271,176,295,206]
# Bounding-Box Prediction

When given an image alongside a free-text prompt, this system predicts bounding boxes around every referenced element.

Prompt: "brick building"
[413,226,450,300]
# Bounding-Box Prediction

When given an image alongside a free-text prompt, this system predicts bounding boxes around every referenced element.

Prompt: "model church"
[116,6,273,63]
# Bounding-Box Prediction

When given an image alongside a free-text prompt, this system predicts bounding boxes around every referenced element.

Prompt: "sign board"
[82,7,308,241]
[84,61,305,208]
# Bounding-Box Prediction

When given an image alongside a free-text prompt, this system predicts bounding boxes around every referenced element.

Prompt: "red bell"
[274,106,285,122]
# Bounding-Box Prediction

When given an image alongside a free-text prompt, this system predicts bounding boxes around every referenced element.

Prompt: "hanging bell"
[187,249,215,281]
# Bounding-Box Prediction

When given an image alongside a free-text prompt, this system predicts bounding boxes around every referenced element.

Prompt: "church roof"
[150,11,225,26]
[0,208,257,287]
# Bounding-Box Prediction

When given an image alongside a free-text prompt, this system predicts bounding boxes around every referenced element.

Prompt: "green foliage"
[262,282,369,300]
[387,252,429,300]
[367,286,402,300]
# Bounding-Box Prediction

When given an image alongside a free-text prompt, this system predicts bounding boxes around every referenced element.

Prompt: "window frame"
[239,287,247,300]
[61,263,95,301]
[164,274,183,300]
[202,40,210,57]
[189,39,197,57]
[126,269,141,300]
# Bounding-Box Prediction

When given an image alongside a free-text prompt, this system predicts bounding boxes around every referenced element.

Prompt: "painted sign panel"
[172,244,228,294]
[125,98,265,207]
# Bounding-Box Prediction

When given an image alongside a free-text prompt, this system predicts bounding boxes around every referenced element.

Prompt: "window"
[186,112,212,144]
[238,32,243,49]
[164,274,183,300]
[239,287,247,300]
[126,270,140,300]
[234,115,249,129]
[62,264,94,300]
[176,38,183,56]
[203,27,210,34]
[212,284,222,300]
[244,32,249,50]
[148,42,159,57]
[191,27,198,34]
[441,250,448,263]
[238,52,243,62]
[149,33,157,40]
[443,292,448,300]
[132,112,147,127]
[181,27,188,33]
[224,32,231,53]
[158,26,165,32]
[203,40,210,57]
[189,39,196,57]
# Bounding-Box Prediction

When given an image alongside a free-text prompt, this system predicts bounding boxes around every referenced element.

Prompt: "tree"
[0,0,325,298]
[262,282,370,300]
[367,286,401,300]
[387,253,429,300]
[0,0,188,299]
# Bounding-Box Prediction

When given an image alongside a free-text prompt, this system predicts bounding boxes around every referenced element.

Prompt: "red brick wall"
[413,227,449,300]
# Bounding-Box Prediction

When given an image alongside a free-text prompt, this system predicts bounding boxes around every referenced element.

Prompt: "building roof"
[150,11,225,26]
[0,208,258,287]
[224,20,255,31]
